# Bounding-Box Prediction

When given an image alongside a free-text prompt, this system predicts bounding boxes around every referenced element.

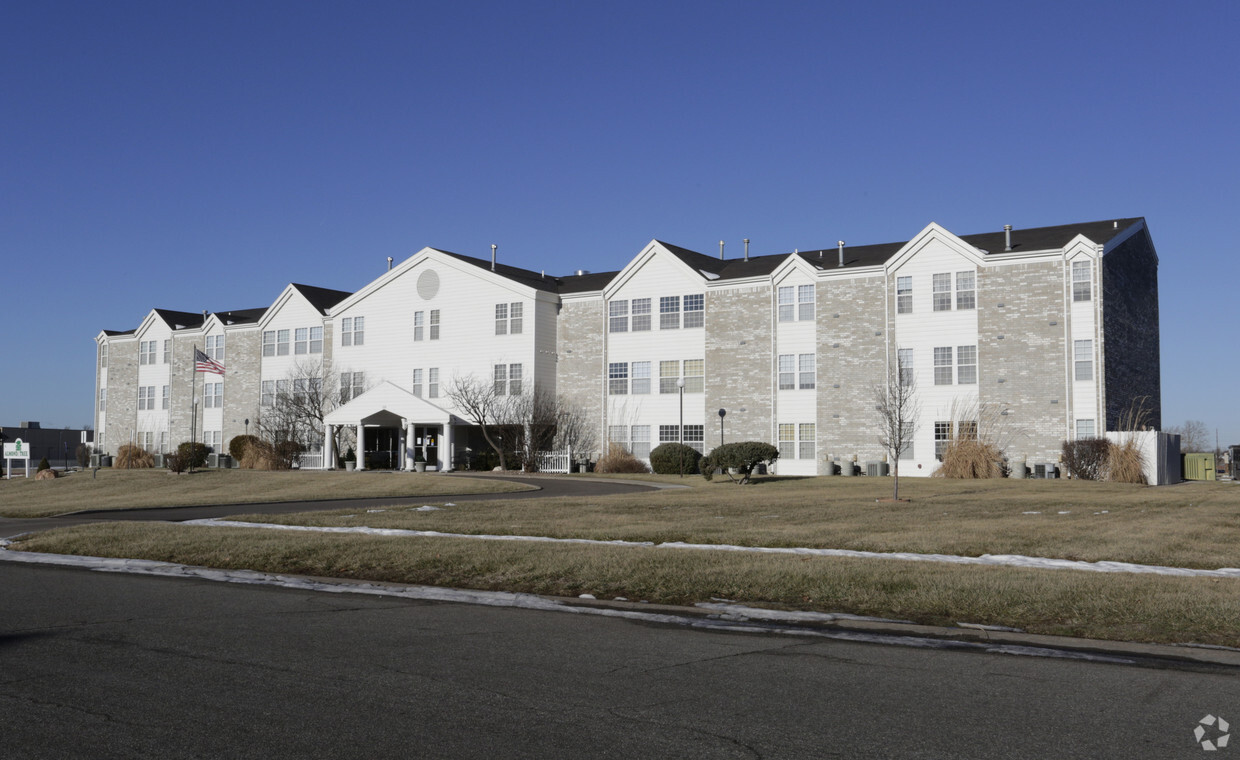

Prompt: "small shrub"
[648,443,702,476]
[75,443,90,468]
[114,444,154,469]
[176,442,209,469]
[700,441,780,484]
[229,435,261,463]
[935,439,1004,479]
[1062,438,1111,480]
[165,451,187,474]
[240,439,304,470]
[36,457,51,472]
[595,443,651,474]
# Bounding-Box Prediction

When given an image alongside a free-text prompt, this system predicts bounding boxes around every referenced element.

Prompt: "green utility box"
[1183,453,1216,481]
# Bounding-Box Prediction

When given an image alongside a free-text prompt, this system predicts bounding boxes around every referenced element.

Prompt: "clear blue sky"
[4,0,1237,445]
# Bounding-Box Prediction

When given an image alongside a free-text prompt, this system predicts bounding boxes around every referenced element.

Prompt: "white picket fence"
[535,447,573,473]
[297,453,324,470]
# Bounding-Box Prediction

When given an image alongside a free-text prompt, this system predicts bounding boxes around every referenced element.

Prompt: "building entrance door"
[413,426,440,468]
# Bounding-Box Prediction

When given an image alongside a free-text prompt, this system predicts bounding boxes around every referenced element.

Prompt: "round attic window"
[417,269,440,300]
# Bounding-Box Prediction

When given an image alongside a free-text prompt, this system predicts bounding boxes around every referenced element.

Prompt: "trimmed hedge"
[700,441,780,484]
[649,442,701,475]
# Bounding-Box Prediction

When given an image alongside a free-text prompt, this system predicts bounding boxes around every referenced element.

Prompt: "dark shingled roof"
[291,283,354,314]
[153,309,206,330]
[102,329,135,337]
[557,270,620,294]
[438,250,564,293]
[215,307,268,325]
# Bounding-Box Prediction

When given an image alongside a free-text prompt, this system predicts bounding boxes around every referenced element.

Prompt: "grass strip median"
[11,520,1240,648]
[0,469,535,517]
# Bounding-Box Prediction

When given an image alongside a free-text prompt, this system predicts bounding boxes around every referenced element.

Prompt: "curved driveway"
[0,475,664,538]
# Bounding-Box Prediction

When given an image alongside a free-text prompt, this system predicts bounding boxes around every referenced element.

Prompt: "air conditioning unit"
[207,453,219,468]
[1033,463,1046,478]
[152,454,164,468]
[865,461,889,477]
[1044,464,1059,479]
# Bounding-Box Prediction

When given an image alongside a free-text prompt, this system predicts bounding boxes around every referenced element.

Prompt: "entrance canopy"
[324,381,457,428]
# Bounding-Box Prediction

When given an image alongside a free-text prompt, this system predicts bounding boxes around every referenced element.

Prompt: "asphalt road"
[2,562,1238,759]
[0,474,662,538]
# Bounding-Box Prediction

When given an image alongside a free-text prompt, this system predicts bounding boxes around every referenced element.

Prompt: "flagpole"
[190,344,197,474]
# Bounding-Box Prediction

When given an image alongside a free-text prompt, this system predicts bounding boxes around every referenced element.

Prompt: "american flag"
[194,348,226,375]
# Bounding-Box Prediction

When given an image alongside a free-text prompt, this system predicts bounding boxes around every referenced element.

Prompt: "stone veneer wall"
[1102,228,1161,430]
[977,260,1068,463]
[169,334,202,445]
[222,329,262,446]
[817,276,889,470]
[704,286,773,444]
[556,300,605,458]
[103,340,138,454]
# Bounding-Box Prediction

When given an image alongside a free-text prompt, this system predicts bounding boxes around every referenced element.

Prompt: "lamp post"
[677,377,685,478]
[718,408,726,446]
[244,418,250,437]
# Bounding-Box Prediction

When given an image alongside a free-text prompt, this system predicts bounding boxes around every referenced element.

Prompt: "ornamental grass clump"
[114,443,155,469]
[594,443,651,474]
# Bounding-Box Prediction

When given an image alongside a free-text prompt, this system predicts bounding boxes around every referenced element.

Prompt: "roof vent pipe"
[491,244,497,271]
[744,239,750,261]
[387,256,393,271]
[837,241,845,268]
[719,240,725,260]
[1004,225,1012,251]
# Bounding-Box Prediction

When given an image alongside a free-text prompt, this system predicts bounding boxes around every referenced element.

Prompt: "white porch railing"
[297,453,325,470]
[535,447,572,473]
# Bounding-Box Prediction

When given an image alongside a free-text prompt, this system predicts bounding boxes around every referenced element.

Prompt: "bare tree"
[553,396,597,463]
[445,374,509,470]
[873,358,920,500]
[1166,419,1209,453]
[259,359,361,458]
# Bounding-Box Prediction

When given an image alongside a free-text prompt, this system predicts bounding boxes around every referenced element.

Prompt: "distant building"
[0,422,93,469]
[92,218,1161,474]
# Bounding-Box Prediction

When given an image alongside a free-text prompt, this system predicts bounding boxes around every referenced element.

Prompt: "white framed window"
[341,317,363,346]
[137,386,153,410]
[100,344,108,368]
[1076,419,1096,438]
[778,424,796,460]
[778,354,795,390]
[632,361,651,394]
[934,347,953,385]
[262,331,276,357]
[340,372,364,403]
[956,271,976,310]
[510,303,523,334]
[139,340,155,365]
[509,364,522,395]
[163,339,172,364]
[660,296,680,329]
[412,369,422,397]
[659,425,680,444]
[276,379,290,402]
[277,329,290,355]
[797,285,814,321]
[933,273,952,311]
[957,345,977,385]
[897,276,912,314]
[798,354,815,389]
[683,424,704,454]
[609,425,629,454]
[631,425,651,459]
[777,286,794,322]
[659,360,679,394]
[683,359,704,393]
[428,368,439,399]
[494,303,507,335]
[799,423,816,460]
[161,385,169,410]
[293,378,308,403]
[684,294,704,328]
[899,439,914,460]
[295,328,309,354]
[935,421,952,460]
[632,298,651,331]
[205,431,221,452]
[608,362,628,395]
[159,432,168,454]
[1074,340,1093,381]
[429,311,440,340]
[261,380,274,406]
[413,311,424,341]
[898,348,914,387]
[494,364,508,395]
[309,326,323,353]
[205,335,224,361]
[1073,261,1092,302]
[99,387,107,412]
[609,300,629,333]
[204,382,222,409]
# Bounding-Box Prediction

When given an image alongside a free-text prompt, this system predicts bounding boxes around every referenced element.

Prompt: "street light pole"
[677,377,685,478]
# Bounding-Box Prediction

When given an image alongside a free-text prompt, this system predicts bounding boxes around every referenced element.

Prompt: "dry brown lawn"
[13,520,1240,648]
[235,476,1240,570]
[0,468,534,518]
